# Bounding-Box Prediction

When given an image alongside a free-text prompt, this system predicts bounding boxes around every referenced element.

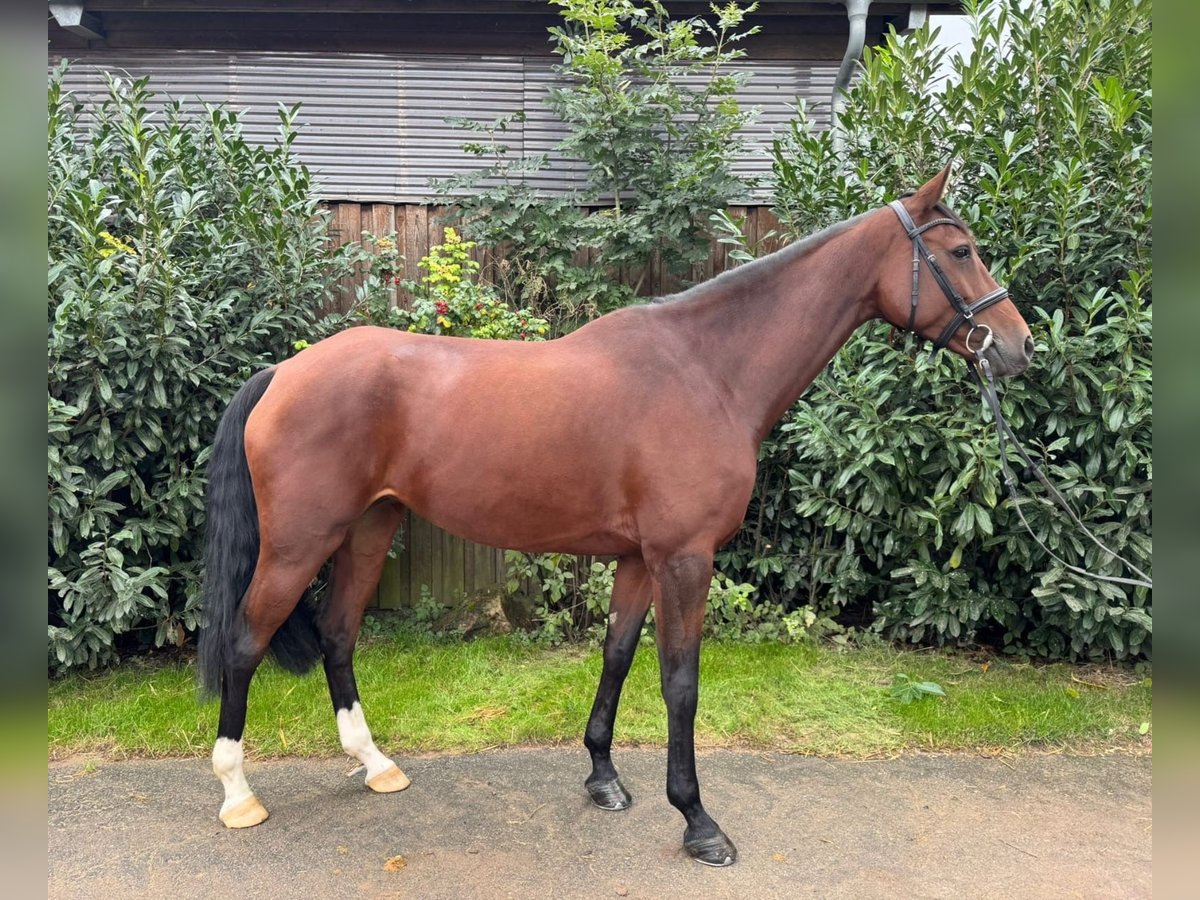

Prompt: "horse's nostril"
[1023,335,1035,360]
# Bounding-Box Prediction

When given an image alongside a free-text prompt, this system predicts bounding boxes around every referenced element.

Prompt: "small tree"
[434,0,759,325]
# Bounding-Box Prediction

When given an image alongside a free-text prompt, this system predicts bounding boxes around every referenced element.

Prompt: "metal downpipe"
[832,0,870,155]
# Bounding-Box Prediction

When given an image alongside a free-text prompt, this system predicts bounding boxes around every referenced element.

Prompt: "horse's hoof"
[684,832,738,867]
[586,777,632,811]
[220,794,269,829]
[366,763,411,794]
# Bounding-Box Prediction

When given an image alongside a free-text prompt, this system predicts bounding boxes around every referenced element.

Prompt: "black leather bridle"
[887,197,1152,590]
[888,199,1009,352]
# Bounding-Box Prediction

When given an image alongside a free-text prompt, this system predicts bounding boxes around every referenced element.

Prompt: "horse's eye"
[952,245,972,260]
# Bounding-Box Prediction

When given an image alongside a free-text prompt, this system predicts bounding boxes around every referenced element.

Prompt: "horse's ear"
[912,160,955,211]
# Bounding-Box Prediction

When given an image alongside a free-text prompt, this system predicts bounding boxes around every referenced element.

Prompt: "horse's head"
[876,165,1033,377]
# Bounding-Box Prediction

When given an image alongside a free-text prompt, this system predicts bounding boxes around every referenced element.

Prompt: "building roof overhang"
[50,1,965,56]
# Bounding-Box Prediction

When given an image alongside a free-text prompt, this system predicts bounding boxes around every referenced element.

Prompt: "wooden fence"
[324,202,786,309]
[373,514,507,610]
[321,201,784,609]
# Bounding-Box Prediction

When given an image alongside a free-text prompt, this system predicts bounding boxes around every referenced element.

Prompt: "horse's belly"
[421,513,639,557]
[398,457,640,556]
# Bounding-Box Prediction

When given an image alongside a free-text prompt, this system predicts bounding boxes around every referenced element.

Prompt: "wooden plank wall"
[322,202,783,609]
[375,514,507,611]
[324,202,785,310]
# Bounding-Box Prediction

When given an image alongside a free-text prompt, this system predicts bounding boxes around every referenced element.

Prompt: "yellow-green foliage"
[343,227,551,342]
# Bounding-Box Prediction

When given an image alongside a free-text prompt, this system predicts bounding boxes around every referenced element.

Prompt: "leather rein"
[888,199,1153,591]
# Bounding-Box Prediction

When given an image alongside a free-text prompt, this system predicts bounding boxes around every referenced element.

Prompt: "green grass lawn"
[47,634,1152,760]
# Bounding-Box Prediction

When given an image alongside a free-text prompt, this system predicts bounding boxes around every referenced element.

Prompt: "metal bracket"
[48,2,106,42]
[901,4,929,35]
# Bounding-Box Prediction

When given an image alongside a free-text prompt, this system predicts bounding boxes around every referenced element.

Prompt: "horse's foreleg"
[584,554,652,810]
[319,501,410,794]
[649,550,737,867]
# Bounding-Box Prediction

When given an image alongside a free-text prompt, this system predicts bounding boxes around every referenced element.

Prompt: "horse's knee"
[661,665,698,705]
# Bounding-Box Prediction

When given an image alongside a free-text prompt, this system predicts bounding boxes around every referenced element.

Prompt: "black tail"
[196,368,322,698]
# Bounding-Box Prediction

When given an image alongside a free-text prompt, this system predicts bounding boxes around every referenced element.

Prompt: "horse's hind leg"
[213,546,334,828]
[584,554,652,810]
[318,500,411,793]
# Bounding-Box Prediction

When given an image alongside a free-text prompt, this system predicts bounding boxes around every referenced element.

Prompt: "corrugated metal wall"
[50,50,835,202]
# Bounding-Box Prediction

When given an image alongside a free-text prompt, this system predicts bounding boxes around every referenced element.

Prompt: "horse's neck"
[664,217,879,441]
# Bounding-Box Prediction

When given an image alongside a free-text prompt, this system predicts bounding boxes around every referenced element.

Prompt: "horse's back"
[244,321,754,554]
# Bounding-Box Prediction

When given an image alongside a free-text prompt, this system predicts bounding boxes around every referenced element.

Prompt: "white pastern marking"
[336,702,396,780]
[212,737,253,813]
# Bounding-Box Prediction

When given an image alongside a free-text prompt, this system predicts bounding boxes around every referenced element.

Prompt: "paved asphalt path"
[48,749,1151,899]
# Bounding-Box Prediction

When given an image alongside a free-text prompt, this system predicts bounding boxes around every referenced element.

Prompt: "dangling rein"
[972,349,1153,590]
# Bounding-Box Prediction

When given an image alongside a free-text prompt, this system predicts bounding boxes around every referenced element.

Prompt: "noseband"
[888,200,1009,351]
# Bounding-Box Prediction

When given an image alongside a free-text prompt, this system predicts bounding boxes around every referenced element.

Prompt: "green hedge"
[47,68,356,671]
[716,0,1152,659]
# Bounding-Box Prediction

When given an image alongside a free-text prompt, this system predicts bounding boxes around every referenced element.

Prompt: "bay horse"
[197,166,1033,866]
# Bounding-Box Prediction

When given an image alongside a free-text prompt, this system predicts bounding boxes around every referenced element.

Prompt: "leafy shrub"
[505,552,816,645]
[505,553,618,644]
[47,67,358,671]
[723,0,1152,660]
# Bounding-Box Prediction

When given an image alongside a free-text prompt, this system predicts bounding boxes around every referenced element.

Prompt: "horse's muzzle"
[983,333,1034,377]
